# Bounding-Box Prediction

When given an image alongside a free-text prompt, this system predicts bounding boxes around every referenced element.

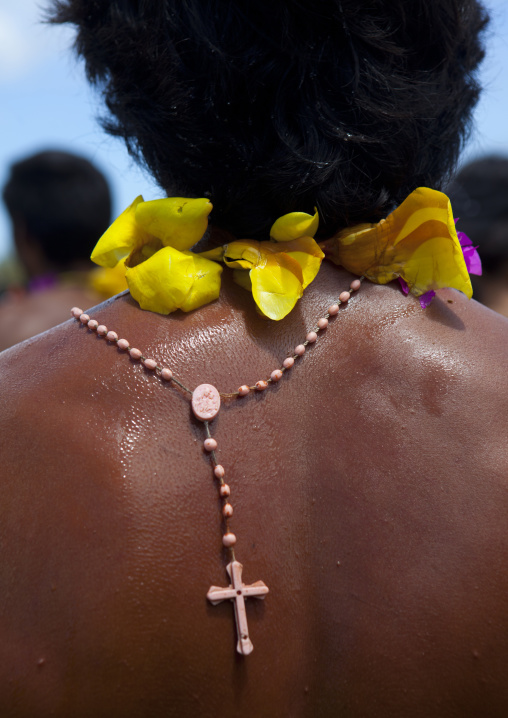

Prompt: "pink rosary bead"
[71,307,83,318]
[255,380,268,391]
[160,367,173,381]
[222,533,237,547]
[97,325,108,336]
[106,331,118,342]
[270,369,283,382]
[306,331,317,343]
[129,348,142,360]
[87,319,98,331]
[204,438,218,452]
[222,503,233,518]
[350,278,361,291]
[238,385,250,396]
[214,465,225,479]
[283,357,294,369]
[328,304,339,315]
[317,318,328,330]
[339,291,351,303]
[117,338,129,351]
[79,313,90,324]
[294,345,305,356]
[220,484,231,497]
[143,358,157,370]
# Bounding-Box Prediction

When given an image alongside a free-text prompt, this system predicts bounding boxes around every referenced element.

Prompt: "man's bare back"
[0,263,507,717]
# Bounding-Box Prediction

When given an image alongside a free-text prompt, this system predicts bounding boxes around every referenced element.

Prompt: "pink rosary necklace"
[71,276,362,655]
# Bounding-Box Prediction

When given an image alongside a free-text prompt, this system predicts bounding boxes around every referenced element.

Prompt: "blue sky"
[1,0,507,260]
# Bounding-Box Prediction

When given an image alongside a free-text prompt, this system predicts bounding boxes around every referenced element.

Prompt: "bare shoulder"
[346,282,508,425]
[339,283,508,490]
[0,285,103,352]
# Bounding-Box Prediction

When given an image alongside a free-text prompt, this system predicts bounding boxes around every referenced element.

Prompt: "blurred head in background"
[448,156,508,316]
[3,149,111,281]
[0,150,116,351]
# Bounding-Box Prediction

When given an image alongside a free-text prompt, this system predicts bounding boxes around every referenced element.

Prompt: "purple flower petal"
[457,231,482,276]
[398,277,435,307]
[397,221,481,306]
[418,290,436,308]
[398,277,410,295]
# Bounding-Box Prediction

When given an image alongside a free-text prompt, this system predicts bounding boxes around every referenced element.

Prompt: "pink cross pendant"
[207,561,269,655]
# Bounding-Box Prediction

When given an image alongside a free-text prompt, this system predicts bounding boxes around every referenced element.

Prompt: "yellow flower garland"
[320,187,472,300]
[90,187,472,320]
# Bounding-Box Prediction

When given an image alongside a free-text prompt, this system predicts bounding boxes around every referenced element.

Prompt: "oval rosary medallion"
[192,383,221,421]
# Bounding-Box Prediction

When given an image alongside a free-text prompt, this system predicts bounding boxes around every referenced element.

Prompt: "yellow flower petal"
[91,195,149,268]
[89,259,128,298]
[126,246,221,315]
[250,251,304,320]
[198,246,225,262]
[325,188,472,299]
[178,251,223,312]
[270,208,319,242]
[223,238,313,318]
[126,238,162,268]
[278,236,324,288]
[232,269,252,292]
[223,240,263,269]
[134,197,212,251]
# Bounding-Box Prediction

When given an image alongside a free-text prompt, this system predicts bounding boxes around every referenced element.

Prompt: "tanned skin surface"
[0,285,103,352]
[0,262,507,717]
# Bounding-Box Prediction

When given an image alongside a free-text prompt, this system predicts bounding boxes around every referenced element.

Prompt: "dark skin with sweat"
[0,260,507,717]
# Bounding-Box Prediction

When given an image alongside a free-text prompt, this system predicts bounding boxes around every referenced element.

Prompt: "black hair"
[50,0,488,240]
[3,150,111,268]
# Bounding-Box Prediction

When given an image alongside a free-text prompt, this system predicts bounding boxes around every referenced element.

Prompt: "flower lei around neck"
[90,187,481,320]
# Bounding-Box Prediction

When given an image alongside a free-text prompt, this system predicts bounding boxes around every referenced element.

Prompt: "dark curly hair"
[50,0,488,239]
